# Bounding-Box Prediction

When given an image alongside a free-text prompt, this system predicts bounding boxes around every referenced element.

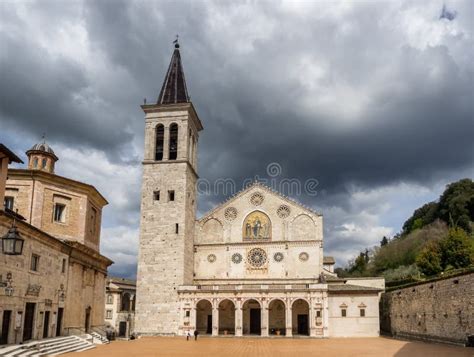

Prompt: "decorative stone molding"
[299,252,309,262]
[207,254,217,263]
[231,253,242,264]
[224,207,238,221]
[273,252,284,262]
[26,284,41,297]
[249,192,264,206]
[277,205,291,219]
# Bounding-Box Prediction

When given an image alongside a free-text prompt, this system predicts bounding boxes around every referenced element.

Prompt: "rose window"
[299,252,309,262]
[277,205,291,219]
[207,254,217,263]
[274,252,284,262]
[224,207,238,221]
[248,248,267,268]
[250,192,264,206]
[231,253,242,264]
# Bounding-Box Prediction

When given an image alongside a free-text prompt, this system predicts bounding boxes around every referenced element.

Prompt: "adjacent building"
[0,141,112,345]
[104,277,136,338]
[135,42,384,338]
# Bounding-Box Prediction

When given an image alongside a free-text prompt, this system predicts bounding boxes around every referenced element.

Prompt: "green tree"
[440,228,474,269]
[438,179,474,232]
[348,252,368,276]
[380,236,389,247]
[416,241,443,276]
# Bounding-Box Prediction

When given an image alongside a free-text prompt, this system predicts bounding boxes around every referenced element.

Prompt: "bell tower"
[135,40,203,335]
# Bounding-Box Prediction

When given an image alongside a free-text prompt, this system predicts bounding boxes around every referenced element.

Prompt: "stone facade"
[380,270,474,345]
[0,143,112,345]
[135,44,384,338]
[5,169,106,252]
[104,277,136,339]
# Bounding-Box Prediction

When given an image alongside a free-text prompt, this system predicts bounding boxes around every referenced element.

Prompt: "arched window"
[42,158,47,168]
[169,123,178,160]
[33,157,38,168]
[155,124,164,161]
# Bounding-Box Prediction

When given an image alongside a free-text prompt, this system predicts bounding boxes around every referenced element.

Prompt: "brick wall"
[380,270,474,346]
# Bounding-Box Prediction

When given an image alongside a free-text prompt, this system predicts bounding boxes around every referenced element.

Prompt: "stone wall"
[380,270,474,346]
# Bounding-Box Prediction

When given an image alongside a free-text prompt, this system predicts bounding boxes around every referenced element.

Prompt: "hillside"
[336,178,474,283]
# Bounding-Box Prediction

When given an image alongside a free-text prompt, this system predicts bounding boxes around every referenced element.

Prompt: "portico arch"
[292,299,309,336]
[196,299,212,335]
[242,299,261,335]
[218,299,235,335]
[268,299,286,335]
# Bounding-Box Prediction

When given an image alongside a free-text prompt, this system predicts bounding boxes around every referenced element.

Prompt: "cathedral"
[135,42,384,338]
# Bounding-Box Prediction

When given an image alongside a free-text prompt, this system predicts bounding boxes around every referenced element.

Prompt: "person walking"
[186,331,190,341]
[194,329,199,341]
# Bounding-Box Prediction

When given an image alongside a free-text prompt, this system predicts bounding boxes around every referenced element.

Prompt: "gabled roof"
[157,43,189,105]
[198,181,322,222]
[0,144,23,164]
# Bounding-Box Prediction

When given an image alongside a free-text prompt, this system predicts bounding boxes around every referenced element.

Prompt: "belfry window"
[42,158,47,169]
[155,124,164,161]
[169,123,178,160]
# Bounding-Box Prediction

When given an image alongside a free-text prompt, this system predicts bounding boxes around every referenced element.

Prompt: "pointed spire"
[157,37,190,105]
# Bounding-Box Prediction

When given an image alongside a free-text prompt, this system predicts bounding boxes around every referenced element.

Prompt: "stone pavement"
[64,336,472,357]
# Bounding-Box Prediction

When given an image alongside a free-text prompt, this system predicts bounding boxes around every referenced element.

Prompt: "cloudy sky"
[1,0,473,278]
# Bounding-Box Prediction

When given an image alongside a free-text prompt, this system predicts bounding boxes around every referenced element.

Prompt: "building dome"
[28,142,57,158]
[26,137,58,173]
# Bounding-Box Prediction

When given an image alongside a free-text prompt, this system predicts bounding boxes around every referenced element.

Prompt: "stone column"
[212,307,219,336]
[323,291,329,338]
[191,306,197,332]
[163,124,170,160]
[285,301,292,337]
[309,299,316,337]
[235,302,243,337]
[261,300,269,337]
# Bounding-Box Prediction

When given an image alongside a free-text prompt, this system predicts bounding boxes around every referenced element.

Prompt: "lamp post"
[1,218,24,255]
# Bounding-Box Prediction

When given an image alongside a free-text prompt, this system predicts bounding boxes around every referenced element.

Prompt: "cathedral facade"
[135,43,384,338]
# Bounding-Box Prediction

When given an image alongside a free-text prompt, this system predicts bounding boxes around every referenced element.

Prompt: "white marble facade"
[135,46,384,338]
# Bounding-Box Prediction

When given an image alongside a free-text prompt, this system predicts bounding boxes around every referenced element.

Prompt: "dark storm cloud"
[1,1,473,273]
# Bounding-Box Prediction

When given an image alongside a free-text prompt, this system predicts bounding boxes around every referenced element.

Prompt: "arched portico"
[268,299,286,335]
[242,299,261,335]
[218,299,235,335]
[292,299,310,336]
[196,299,212,335]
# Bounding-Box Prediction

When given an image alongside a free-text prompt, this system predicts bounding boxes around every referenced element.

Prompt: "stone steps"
[0,335,95,356]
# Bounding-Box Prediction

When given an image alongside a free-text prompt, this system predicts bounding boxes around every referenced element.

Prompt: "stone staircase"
[0,335,95,356]
[89,332,109,345]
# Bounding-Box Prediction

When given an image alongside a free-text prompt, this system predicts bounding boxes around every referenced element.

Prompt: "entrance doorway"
[119,321,127,337]
[297,314,308,335]
[206,315,212,334]
[218,299,235,335]
[23,303,36,341]
[56,308,63,337]
[43,311,50,338]
[250,309,261,334]
[84,307,91,333]
[292,299,309,336]
[268,299,285,335]
[1,310,11,344]
[242,299,261,335]
[195,300,212,335]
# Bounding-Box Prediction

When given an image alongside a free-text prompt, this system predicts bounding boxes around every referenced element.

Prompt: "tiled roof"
[323,256,335,264]
[328,284,382,292]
